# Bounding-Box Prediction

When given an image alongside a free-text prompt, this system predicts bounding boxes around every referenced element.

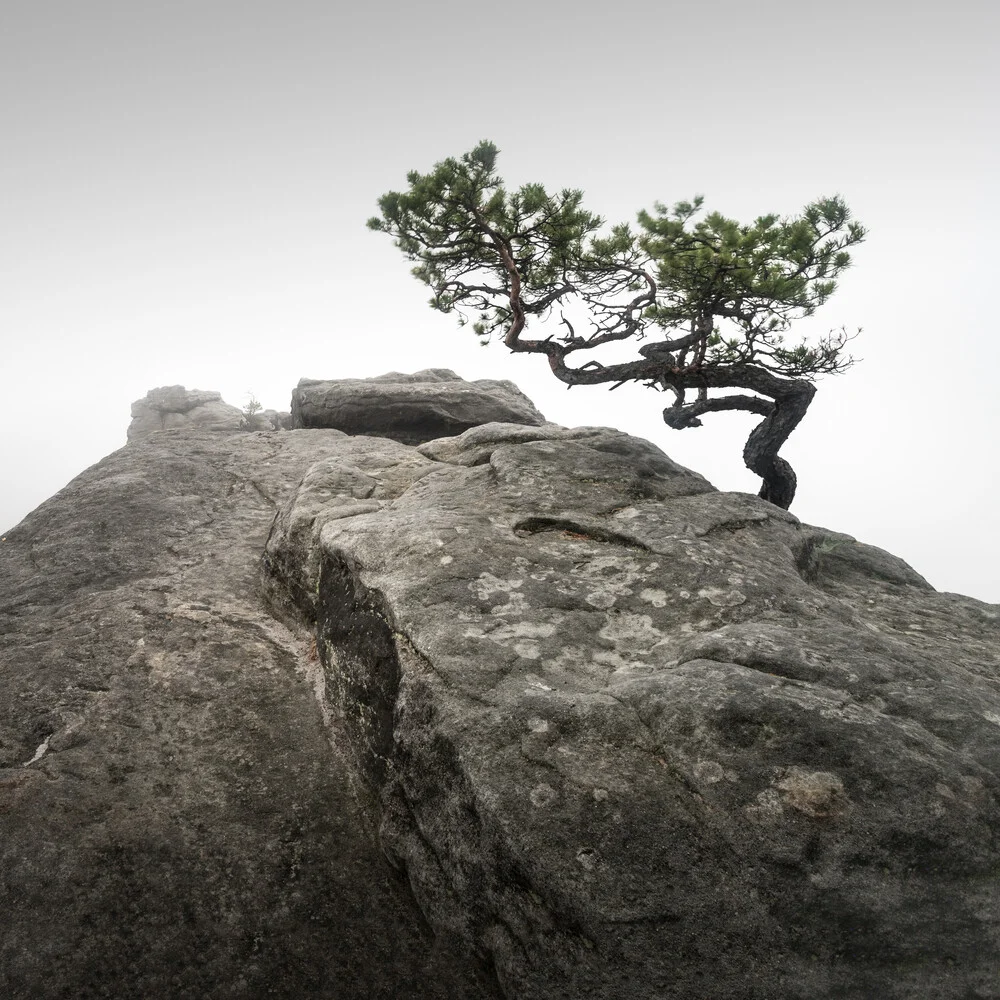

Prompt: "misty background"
[2,1,997,602]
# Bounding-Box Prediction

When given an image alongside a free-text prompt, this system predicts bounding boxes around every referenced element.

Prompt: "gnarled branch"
[370,143,864,510]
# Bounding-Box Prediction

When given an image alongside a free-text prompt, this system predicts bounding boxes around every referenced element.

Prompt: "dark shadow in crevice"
[513,517,650,551]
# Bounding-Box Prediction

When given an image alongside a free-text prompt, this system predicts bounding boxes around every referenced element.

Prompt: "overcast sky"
[2,1,997,603]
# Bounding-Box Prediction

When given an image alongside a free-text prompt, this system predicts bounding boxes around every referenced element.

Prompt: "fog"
[2,1,997,602]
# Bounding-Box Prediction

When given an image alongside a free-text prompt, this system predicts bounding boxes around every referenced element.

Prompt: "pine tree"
[368,142,865,509]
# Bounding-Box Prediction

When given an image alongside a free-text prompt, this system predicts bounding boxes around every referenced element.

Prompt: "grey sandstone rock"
[264,420,1000,1000]
[127,384,243,440]
[3,378,999,1000]
[290,368,546,443]
[259,407,293,430]
[0,426,498,1000]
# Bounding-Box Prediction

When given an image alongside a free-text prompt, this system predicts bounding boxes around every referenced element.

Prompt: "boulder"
[264,419,1000,1000]
[289,369,546,443]
[260,408,293,430]
[126,385,243,440]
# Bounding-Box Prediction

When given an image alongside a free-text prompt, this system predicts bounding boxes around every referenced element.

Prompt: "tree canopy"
[368,141,866,509]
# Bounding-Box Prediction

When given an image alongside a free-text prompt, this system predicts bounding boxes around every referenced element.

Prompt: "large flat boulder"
[263,420,1000,1000]
[289,369,546,443]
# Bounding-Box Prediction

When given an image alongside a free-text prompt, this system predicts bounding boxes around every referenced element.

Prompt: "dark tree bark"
[741,381,815,509]
[656,371,816,509]
[499,322,817,510]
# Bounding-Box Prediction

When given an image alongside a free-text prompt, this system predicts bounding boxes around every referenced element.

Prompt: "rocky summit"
[1,374,998,1000]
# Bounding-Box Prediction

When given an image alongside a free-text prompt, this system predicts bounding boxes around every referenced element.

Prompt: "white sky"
[2,1,997,602]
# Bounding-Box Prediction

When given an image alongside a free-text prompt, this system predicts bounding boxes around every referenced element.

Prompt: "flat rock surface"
[289,368,546,443]
[0,428,498,1000]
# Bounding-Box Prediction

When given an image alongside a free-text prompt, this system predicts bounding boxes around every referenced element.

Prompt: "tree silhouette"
[369,141,865,509]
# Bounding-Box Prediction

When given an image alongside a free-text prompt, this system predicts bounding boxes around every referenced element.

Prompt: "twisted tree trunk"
[658,368,816,510]
[541,352,816,511]
[488,240,817,510]
[741,380,815,508]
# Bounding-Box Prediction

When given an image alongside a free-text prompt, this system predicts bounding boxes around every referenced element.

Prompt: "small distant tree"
[239,392,263,431]
[368,142,865,509]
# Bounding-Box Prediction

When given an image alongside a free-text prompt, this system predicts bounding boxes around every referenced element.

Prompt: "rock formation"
[2,376,998,1000]
[127,385,244,440]
[289,368,546,443]
[259,407,293,431]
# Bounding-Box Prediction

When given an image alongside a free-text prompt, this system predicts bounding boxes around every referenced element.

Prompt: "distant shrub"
[239,393,263,431]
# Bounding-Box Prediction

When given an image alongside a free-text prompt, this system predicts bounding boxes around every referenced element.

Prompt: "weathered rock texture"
[0,426,498,999]
[290,369,546,443]
[127,385,244,440]
[3,378,999,1000]
[259,407,293,431]
[263,420,1000,1000]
